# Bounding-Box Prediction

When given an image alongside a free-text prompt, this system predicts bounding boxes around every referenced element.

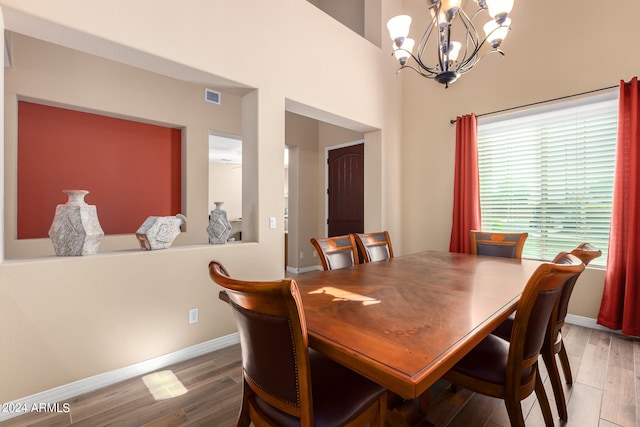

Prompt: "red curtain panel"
[449,114,481,254]
[597,77,640,336]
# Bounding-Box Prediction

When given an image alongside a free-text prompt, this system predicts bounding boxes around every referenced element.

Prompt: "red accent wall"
[18,101,182,239]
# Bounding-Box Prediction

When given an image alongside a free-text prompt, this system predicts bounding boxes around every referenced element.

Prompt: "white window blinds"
[477,93,618,267]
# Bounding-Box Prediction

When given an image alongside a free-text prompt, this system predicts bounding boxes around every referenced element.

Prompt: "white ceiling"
[209,134,242,164]
[209,135,289,166]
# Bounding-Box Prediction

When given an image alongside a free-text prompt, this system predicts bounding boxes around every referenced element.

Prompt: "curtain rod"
[449,84,619,125]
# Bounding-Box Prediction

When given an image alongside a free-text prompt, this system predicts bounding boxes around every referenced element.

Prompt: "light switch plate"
[189,308,198,324]
[269,216,276,229]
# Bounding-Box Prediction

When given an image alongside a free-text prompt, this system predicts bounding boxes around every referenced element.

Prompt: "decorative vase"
[207,202,232,244]
[136,214,187,250]
[48,190,104,256]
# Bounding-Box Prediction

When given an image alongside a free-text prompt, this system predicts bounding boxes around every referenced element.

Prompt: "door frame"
[324,139,365,236]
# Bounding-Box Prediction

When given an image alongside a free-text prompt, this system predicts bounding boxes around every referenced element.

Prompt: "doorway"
[326,142,364,237]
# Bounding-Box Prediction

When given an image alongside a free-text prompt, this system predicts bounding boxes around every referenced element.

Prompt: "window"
[477,93,618,267]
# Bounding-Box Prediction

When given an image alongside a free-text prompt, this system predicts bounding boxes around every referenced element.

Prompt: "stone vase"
[207,202,232,244]
[48,190,104,256]
[136,214,187,250]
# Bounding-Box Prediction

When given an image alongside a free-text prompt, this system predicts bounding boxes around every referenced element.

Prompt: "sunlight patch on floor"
[142,370,188,401]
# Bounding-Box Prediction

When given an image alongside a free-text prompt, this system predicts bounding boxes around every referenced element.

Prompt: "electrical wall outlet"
[300,251,304,259]
[189,308,199,324]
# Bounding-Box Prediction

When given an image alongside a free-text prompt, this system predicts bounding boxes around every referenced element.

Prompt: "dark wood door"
[327,143,364,237]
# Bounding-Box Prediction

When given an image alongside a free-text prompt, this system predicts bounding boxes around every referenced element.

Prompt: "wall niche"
[18,100,182,239]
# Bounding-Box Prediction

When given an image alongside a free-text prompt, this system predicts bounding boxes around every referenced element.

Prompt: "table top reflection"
[294,251,542,399]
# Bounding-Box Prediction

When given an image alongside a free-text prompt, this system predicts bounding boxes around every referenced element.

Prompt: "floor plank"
[576,329,611,389]
[0,325,636,427]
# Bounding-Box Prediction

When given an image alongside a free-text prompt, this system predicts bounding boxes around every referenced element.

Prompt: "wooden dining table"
[294,251,542,416]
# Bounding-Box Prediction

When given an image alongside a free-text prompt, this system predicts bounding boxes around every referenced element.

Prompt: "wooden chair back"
[210,261,311,424]
[355,231,394,263]
[210,260,387,427]
[310,234,358,270]
[542,243,601,419]
[470,230,528,259]
[508,253,584,382]
[553,243,602,331]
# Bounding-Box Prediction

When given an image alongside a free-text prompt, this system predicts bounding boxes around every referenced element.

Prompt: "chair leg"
[237,380,251,427]
[504,397,526,427]
[418,388,430,415]
[534,368,554,427]
[558,341,573,385]
[542,346,568,421]
[377,391,388,427]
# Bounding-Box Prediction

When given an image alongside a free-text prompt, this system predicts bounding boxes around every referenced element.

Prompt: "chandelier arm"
[456,23,496,69]
[457,48,504,73]
[398,64,437,79]
[437,23,451,73]
[407,50,441,75]
[457,9,511,70]
[454,7,481,67]
[456,41,484,70]
[414,17,437,72]
[457,20,509,71]
[417,18,437,57]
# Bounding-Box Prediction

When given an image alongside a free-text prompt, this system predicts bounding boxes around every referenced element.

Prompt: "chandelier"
[386,0,514,88]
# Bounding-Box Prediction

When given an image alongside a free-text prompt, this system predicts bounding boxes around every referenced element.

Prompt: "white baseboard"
[287,265,322,274]
[0,333,240,422]
[565,314,622,334]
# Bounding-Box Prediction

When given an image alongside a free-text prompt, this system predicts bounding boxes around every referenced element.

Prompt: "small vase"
[48,190,104,256]
[207,202,232,244]
[136,214,187,250]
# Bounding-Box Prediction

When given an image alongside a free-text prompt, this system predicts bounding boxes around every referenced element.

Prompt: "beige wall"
[0,0,404,402]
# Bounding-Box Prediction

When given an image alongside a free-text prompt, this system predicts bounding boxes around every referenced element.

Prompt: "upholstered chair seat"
[253,349,386,427]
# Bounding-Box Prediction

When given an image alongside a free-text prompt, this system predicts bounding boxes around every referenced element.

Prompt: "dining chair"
[470,230,529,259]
[355,231,394,263]
[492,243,601,421]
[441,252,585,427]
[310,234,359,271]
[209,260,387,427]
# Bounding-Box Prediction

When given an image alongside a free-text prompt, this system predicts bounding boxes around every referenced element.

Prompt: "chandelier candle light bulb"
[393,38,415,65]
[387,0,514,87]
[386,14,412,47]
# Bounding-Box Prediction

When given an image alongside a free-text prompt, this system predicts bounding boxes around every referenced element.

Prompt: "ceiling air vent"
[205,88,221,105]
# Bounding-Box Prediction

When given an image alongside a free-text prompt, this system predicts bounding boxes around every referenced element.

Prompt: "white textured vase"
[207,202,232,244]
[136,214,187,250]
[48,190,104,256]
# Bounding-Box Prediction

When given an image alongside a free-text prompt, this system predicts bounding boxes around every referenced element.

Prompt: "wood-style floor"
[1,323,637,427]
